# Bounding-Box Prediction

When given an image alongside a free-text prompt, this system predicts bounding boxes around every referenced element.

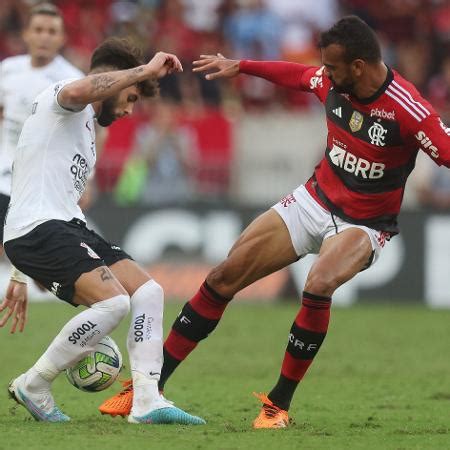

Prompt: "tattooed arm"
[58,52,183,111]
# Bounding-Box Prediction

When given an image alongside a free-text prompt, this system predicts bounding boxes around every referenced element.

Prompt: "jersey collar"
[352,65,394,105]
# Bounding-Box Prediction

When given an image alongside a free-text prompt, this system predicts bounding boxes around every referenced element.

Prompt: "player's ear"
[351,59,365,77]
[22,27,30,46]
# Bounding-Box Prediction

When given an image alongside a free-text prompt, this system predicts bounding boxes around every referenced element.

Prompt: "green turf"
[1,301,450,450]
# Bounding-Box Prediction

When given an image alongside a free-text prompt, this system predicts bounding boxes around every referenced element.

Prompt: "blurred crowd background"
[1,0,450,210]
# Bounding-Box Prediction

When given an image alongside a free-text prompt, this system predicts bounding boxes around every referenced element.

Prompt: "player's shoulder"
[53,55,84,78]
[1,54,30,73]
[37,77,78,102]
[384,70,434,124]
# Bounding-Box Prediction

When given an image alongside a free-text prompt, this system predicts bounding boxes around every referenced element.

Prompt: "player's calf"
[159,281,231,391]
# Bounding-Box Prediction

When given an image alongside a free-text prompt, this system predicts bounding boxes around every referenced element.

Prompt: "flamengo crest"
[368,122,387,146]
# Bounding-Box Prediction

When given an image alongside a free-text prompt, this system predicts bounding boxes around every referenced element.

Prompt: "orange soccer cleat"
[98,379,133,417]
[252,392,289,429]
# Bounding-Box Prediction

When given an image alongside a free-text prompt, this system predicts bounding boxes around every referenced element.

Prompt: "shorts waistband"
[69,218,86,227]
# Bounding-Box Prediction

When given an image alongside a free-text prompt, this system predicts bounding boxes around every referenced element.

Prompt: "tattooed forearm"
[90,74,120,93]
[127,66,144,80]
[97,267,114,282]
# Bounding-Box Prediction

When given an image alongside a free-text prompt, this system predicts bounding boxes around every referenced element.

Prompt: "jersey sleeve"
[51,78,84,114]
[411,114,450,167]
[239,60,330,103]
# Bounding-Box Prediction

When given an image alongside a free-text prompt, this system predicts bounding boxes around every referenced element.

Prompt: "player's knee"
[304,272,339,297]
[92,294,130,323]
[114,296,131,320]
[149,279,164,300]
[135,278,164,301]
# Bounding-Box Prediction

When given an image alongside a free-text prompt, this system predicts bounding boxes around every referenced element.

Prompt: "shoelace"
[262,403,281,418]
[117,380,133,396]
[253,392,286,419]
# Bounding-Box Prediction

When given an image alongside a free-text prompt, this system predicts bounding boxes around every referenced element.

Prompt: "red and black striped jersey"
[240,60,450,233]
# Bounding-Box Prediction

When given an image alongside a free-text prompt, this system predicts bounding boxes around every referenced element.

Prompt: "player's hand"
[146,52,183,79]
[0,280,28,333]
[192,53,240,80]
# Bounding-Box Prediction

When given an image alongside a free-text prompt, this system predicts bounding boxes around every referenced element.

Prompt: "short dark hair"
[90,37,157,98]
[318,16,381,64]
[30,2,62,19]
[27,2,63,26]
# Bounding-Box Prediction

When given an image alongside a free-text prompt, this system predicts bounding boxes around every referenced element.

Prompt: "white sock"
[25,295,130,392]
[127,280,164,415]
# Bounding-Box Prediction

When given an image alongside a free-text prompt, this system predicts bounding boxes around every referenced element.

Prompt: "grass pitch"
[1,301,450,450]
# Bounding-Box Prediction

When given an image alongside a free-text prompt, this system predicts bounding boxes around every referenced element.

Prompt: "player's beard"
[96,97,116,127]
[332,79,355,95]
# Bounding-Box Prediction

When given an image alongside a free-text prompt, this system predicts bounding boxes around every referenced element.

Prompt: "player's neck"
[30,55,55,68]
[353,63,388,101]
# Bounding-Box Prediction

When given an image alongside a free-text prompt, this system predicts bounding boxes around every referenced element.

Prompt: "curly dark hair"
[319,16,381,64]
[90,37,158,98]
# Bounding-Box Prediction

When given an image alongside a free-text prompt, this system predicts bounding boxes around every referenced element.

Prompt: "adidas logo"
[333,107,342,118]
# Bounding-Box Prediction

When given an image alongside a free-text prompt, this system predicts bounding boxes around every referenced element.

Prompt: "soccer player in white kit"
[2,37,205,425]
[0,3,83,331]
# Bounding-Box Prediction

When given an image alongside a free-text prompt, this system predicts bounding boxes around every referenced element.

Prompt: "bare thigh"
[206,209,299,298]
[73,266,128,307]
[304,227,373,297]
[72,260,151,307]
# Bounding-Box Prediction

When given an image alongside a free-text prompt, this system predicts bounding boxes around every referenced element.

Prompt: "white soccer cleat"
[8,373,70,422]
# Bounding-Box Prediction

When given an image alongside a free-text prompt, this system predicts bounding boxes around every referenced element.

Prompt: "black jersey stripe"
[313,180,399,234]
[324,147,418,194]
[325,89,403,148]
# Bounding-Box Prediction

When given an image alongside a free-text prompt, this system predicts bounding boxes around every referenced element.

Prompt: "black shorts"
[4,218,132,304]
[0,193,10,244]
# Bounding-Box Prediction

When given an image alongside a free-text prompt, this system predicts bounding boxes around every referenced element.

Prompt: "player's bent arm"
[58,52,183,111]
[57,66,150,111]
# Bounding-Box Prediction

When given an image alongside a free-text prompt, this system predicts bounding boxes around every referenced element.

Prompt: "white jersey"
[4,79,96,242]
[0,54,83,195]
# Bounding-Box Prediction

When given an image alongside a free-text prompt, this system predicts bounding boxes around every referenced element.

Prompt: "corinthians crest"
[349,110,364,132]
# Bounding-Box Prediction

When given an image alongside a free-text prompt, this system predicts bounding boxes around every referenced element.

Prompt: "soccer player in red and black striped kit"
[100,16,450,427]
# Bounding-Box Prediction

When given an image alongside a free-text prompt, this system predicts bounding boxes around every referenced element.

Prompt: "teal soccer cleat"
[8,374,70,423]
[128,406,206,425]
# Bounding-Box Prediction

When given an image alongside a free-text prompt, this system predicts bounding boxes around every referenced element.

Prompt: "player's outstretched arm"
[59,52,183,111]
[192,53,240,80]
[194,54,314,91]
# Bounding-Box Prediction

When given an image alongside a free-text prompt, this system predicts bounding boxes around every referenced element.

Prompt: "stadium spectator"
[118,100,195,205]
[223,0,282,60]
[415,157,450,211]
[266,0,338,64]
[427,55,450,124]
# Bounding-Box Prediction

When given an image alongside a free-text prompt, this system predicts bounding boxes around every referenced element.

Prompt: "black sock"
[158,348,181,391]
[268,374,300,411]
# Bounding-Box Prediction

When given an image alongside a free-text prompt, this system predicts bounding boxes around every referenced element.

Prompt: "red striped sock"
[159,282,230,390]
[269,291,331,410]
